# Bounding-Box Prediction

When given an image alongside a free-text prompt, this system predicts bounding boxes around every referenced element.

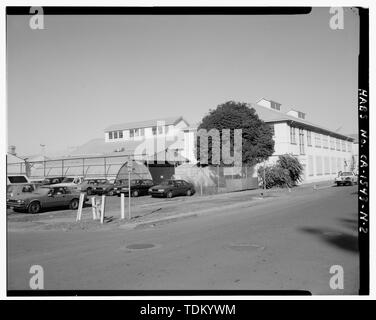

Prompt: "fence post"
[200,167,203,196]
[217,165,220,194]
[104,157,107,179]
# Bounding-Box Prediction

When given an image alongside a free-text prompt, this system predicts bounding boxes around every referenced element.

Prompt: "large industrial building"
[251,98,355,183]
[7,99,357,185]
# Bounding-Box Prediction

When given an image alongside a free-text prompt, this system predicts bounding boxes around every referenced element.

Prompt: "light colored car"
[335,172,358,186]
[7,185,88,214]
[52,176,84,191]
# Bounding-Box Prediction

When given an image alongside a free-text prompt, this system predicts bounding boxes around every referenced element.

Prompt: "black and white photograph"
[3,4,370,298]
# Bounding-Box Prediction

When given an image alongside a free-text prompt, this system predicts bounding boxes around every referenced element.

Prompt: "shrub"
[258,164,292,189]
[277,154,303,185]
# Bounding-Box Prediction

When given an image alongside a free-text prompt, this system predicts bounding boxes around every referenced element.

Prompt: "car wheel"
[186,189,192,196]
[348,181,353,186]
[166,191,173,198]
[336,182,341,187]
[132,190,139,197]
[87,188,93,196]
[69,198,79,210]
[28,201,41,214]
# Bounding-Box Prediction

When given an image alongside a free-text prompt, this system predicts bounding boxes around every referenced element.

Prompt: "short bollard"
[76,193,85,221]
[121,193,125,220]
[91,197,97,220]
[100,195,106,224]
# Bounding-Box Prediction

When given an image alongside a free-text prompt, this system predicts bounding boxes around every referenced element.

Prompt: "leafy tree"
[277,154,303,185]
[196,101,275,166]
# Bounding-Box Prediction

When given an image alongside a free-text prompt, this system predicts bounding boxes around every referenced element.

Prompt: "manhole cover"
[126,243,155,250]
[227,243,265,252]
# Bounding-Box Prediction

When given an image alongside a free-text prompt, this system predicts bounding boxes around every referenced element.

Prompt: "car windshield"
[160,180,174,186]
[62,177,74,183]
[340,172,353,176]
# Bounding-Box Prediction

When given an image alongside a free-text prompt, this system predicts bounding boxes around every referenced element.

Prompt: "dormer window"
[271,101,281,111]
[298,111,305,119]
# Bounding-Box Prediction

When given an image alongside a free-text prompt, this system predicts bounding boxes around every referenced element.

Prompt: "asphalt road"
[7,185,358,294]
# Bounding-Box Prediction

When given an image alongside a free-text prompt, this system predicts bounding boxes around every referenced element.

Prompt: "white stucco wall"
[260,122,353,183]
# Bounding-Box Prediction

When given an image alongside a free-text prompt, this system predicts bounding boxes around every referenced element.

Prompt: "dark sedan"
[114,179,154,197]
[149,179,195,198]
[81,178,115,195]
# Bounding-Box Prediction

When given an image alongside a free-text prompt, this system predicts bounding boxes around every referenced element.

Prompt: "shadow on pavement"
[299,227,358,253]
[338,217,358,231]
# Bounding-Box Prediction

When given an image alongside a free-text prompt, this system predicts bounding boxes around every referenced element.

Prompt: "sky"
[7,7,359,157]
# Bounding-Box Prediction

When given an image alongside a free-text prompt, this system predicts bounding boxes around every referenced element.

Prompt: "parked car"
[114,179,154,197]
[149,179,195,198]
[80,178,115,196]
[335,171,358,186]
[52,176,84,191]
[7,185,88,214]
[7,175,30,185]
[6,183,43,198]
[42,176,65,185]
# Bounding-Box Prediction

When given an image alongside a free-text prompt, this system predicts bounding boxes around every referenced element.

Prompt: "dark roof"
[104,116,188,132]
[347,133,358,143]
[250,103,354,141]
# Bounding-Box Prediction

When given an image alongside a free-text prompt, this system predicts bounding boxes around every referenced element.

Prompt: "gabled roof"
[69,136,185,157]
[250,103,354,141]
[104,116,188,132]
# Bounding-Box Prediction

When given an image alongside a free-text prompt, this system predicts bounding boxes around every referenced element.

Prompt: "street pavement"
[7,184,358,294]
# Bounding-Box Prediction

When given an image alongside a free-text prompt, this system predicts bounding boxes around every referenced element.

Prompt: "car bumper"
[7,202,27,209]
[149,191,166,197]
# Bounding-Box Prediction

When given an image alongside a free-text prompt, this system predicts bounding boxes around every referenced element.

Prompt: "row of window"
[307,155,350,176]
[108,125,170,140]
[289,126,351,153]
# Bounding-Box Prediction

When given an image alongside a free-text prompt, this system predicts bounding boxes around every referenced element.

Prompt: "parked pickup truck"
[335,172,358,186]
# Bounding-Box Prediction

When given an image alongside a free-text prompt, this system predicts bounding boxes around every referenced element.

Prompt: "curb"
[119,195,275,230]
